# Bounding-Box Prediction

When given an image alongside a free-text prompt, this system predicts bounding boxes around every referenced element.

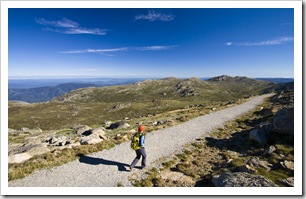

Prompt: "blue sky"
[8,8,294,79]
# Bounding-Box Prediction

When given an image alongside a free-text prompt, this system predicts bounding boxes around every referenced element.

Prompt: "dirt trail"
[8,94,273,187]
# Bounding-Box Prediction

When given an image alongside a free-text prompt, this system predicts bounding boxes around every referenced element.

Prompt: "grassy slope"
[8,77,275,130]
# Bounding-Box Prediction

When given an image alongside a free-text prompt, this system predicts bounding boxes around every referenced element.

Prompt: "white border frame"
[1,0,302,196]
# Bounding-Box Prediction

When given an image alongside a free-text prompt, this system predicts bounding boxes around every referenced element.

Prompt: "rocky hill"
[9,76,276,130]
[53,76,275,103]
[7,76,294,187]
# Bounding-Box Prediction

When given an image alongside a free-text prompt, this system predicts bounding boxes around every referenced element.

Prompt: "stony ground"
[8,94,273,187]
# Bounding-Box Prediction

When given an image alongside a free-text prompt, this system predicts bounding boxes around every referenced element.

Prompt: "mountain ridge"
[8,75,279,130]
[8,76,292,103]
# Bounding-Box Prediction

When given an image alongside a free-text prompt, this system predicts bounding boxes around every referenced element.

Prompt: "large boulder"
[108,121,130,130]
[91,128,106,136]
[80,134,102,145]
[47,135,68,146]
[74,125,91,136]
[280,160,294,172]
[8,144,50,164]
[273,107,294,135]
[8,153,32,164]
[212,172,278,187]
[249,122,272,146]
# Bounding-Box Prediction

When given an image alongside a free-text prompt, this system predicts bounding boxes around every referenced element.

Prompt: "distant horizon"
[8,75,294,80]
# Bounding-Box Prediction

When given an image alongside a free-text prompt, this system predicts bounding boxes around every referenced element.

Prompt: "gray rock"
[90,128,105,137]
[8,153,32,164]
[20,127,30,132]
[239,165,256,174]
[8,144,50,164]
[103,121,112,128]
[279,177,294,187]
[108,121,130,129]
[74,125,91,136]
[263,145,277,156]
[247,157,273,171]
[273,107,294,135]
[80,134,102,145]
[249,122,272,146]
[249,128,267,146]
[280,160,294,171]
[8,128,16,133]
[212,172,278,187]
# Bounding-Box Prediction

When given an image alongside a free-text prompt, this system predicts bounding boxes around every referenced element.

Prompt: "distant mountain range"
[8,83,97,103]
[8,76,293,103]
[8,78,146,103]
[254,78,294,84]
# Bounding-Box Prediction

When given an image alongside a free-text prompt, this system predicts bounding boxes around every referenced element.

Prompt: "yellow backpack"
[130,133,141,150]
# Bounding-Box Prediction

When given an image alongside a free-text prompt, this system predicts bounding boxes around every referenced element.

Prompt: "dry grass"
[135,95,294,187]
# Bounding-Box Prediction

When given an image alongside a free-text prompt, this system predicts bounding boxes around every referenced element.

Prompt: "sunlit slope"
[9,76,275,130]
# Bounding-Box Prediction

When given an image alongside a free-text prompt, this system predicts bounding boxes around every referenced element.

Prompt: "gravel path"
[8,94,273,187]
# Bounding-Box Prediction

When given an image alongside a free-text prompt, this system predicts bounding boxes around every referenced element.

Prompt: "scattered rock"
[280,160,294,171]
[263,145,276,156]
[8,153,32,164]
[279,177,294,187]
[91,128,106,139]
[239,164,256,174]
[273,107,294,135]
[80,134,102,145]
[108,121,130,129]
[212,172,278,187]
[246,157,273,171]
[153,120,172,126]
[8,128,16,133]
[249,122,272,146]
[103,121,112,128]
[74,125,91,136]
[51,135,68,146]
[8,144,50,164]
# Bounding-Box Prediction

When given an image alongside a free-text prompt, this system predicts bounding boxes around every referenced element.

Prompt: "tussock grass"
[136,94,294,187]
[8,139,118,181]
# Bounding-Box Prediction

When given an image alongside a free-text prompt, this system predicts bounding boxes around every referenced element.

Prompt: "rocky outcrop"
[8,125,109,164]
[273,107,294,135]
[8,143,50,164]
[81,134,102,145]
[108,121,130,129]
[74,125,91,136]
[249,122,272,146]
[246,157,273,172]
[280,160,294,172]
[212,172,278,187]
[279,177,294,187]
[263,145,276,156]
[249,106,293,146]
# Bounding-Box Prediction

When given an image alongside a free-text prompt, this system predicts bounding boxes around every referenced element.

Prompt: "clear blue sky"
[8,8,294,79]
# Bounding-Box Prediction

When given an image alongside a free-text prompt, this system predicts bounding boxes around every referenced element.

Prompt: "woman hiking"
[129,125,146,171]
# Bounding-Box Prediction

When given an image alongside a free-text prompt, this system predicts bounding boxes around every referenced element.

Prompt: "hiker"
[129,125,146,171]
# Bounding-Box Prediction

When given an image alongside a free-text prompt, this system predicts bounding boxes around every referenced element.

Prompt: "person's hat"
[138,125,145,132]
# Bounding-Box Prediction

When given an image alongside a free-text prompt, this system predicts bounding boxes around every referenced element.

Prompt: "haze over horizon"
[9,8,294,79]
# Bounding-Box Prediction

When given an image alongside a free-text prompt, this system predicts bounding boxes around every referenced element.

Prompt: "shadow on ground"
[77,154,131,172]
